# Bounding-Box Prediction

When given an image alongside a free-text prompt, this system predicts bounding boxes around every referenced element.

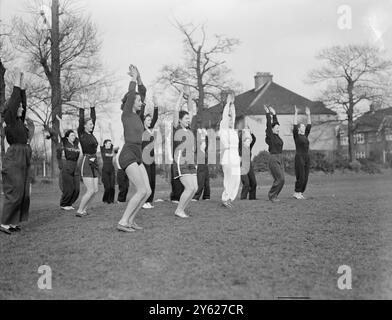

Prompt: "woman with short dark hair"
[76,103,99,217]
[117,65,151,232]
[293,105,312,200]
[56,115,81,211]
[264,105,285,202]
[1,70,32,235]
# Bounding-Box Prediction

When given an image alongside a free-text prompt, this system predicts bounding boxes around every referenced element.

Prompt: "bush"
[309,151,334,174]
[348,160,361,172]
[252,151,270,172]
[358,159,382,174]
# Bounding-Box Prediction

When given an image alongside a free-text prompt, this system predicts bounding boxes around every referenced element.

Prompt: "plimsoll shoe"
[175,211,189,219]
[61,206,74,211]
[292,192,303,200]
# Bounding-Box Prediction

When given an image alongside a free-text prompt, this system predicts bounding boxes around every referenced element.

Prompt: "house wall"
[245,114,338,157]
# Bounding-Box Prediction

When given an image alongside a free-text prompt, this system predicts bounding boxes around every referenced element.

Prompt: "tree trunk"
[0,60,6,192]
[347,81,355,162]
[50,0,62,178]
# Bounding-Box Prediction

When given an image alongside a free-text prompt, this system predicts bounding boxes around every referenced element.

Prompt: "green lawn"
[1,171,392,299]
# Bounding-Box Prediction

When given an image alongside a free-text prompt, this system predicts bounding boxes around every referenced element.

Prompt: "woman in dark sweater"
[140,98,158,209]
[117,65,151,232]
[56,115,81,211]
[99,124,119,204]
[1,70,32,235]
[76,104,99,216]
[293,105,312,200]
[264,105,284,202]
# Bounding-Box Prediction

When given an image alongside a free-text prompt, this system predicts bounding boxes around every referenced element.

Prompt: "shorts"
[119,144,142,170]
[173,162,197,180]
[81,154,100,178]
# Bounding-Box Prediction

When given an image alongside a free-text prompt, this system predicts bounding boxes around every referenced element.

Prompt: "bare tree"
[308,44,392,162]
[158,21,241,111]
[11,0,115,176]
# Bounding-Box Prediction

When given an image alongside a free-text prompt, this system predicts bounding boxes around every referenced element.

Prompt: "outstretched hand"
[294,105,298,114]
[269,106,276,115]
[263,105,269,113]
[305,107,311,116]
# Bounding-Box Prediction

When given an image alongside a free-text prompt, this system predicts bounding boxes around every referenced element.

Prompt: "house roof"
[197,81,336,128]
[355,107,392,133]
[378,115,392,133]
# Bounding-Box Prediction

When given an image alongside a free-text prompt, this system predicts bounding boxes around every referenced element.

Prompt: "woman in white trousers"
[219,92,241,209]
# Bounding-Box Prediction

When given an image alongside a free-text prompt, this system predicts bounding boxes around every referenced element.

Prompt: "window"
[355,151,366,159]
[354,133,365,145]
[386,134,392,141]
[340,136,348,146]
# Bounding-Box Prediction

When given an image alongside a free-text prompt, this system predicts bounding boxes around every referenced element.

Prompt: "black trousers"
[1,144,32,226]
[170,164,184,201]
[102,164,115,203]
[193,164,210,200]
[60,160,80,207]
[117,169,129,203]
[144,162,156,203]
[295,153,310,193]
[241,163,257,200]
[268,153,285,200]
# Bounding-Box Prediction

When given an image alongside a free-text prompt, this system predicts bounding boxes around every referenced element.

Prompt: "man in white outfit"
[219,92,241,209]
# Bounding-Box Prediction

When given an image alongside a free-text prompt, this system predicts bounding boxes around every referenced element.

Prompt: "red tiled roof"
[197,81,336,128]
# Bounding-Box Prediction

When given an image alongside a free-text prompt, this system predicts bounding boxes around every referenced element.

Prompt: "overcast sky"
[1,0,391,101]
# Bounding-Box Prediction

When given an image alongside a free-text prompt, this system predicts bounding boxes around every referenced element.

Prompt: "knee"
[145,186,152,198]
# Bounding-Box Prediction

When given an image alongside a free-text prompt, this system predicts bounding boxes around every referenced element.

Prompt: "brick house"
[197,72,339,158]
[337,105,392,163]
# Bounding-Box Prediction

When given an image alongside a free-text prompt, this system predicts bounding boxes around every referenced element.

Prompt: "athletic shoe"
[9,225,21,232]
[270,198,280,203]
[292,192,302,200]
[61,206,74,211]
[131,223,143,230]
[117,224,135,233]
[191,199,198,202]
[175,211,189,219]
[299,193,305,200]
[76,211,87,217]
[171,200,179,204]
[142,203,153,209]
[222,201,232,209]
[0,225,11,235]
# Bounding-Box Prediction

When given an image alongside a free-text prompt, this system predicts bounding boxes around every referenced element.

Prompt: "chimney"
[254,72,273,90]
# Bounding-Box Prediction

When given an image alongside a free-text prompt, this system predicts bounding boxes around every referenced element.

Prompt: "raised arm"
[264,105,272,137]
[250,133,256,150]
[122,65,139,114]
[90,107,96,129]
[305,107,312,137]
[220,93,235,129]
[150,106,158,129]
[78,107,85,136]
[56,114,65,138]
[173,88,184,127]
[21,89,27,122]
[4,71,23,126]
[293,105,299,138]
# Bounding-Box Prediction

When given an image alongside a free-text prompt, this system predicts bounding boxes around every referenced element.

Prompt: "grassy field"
[1,171,392,300]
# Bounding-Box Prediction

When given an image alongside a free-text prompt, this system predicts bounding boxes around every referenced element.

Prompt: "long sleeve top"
[265,113,283,154]
[78,107,98,155]
[219,102,238,152]
[62,137,80,161]
[4,86,29,145]
[121,81,144,146]
[293,124,311,154]
[238,131,256,157]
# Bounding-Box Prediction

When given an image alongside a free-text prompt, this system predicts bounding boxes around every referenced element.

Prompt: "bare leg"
[176,175,197,215]
[78,177,98,213]
[118,163,150,227]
